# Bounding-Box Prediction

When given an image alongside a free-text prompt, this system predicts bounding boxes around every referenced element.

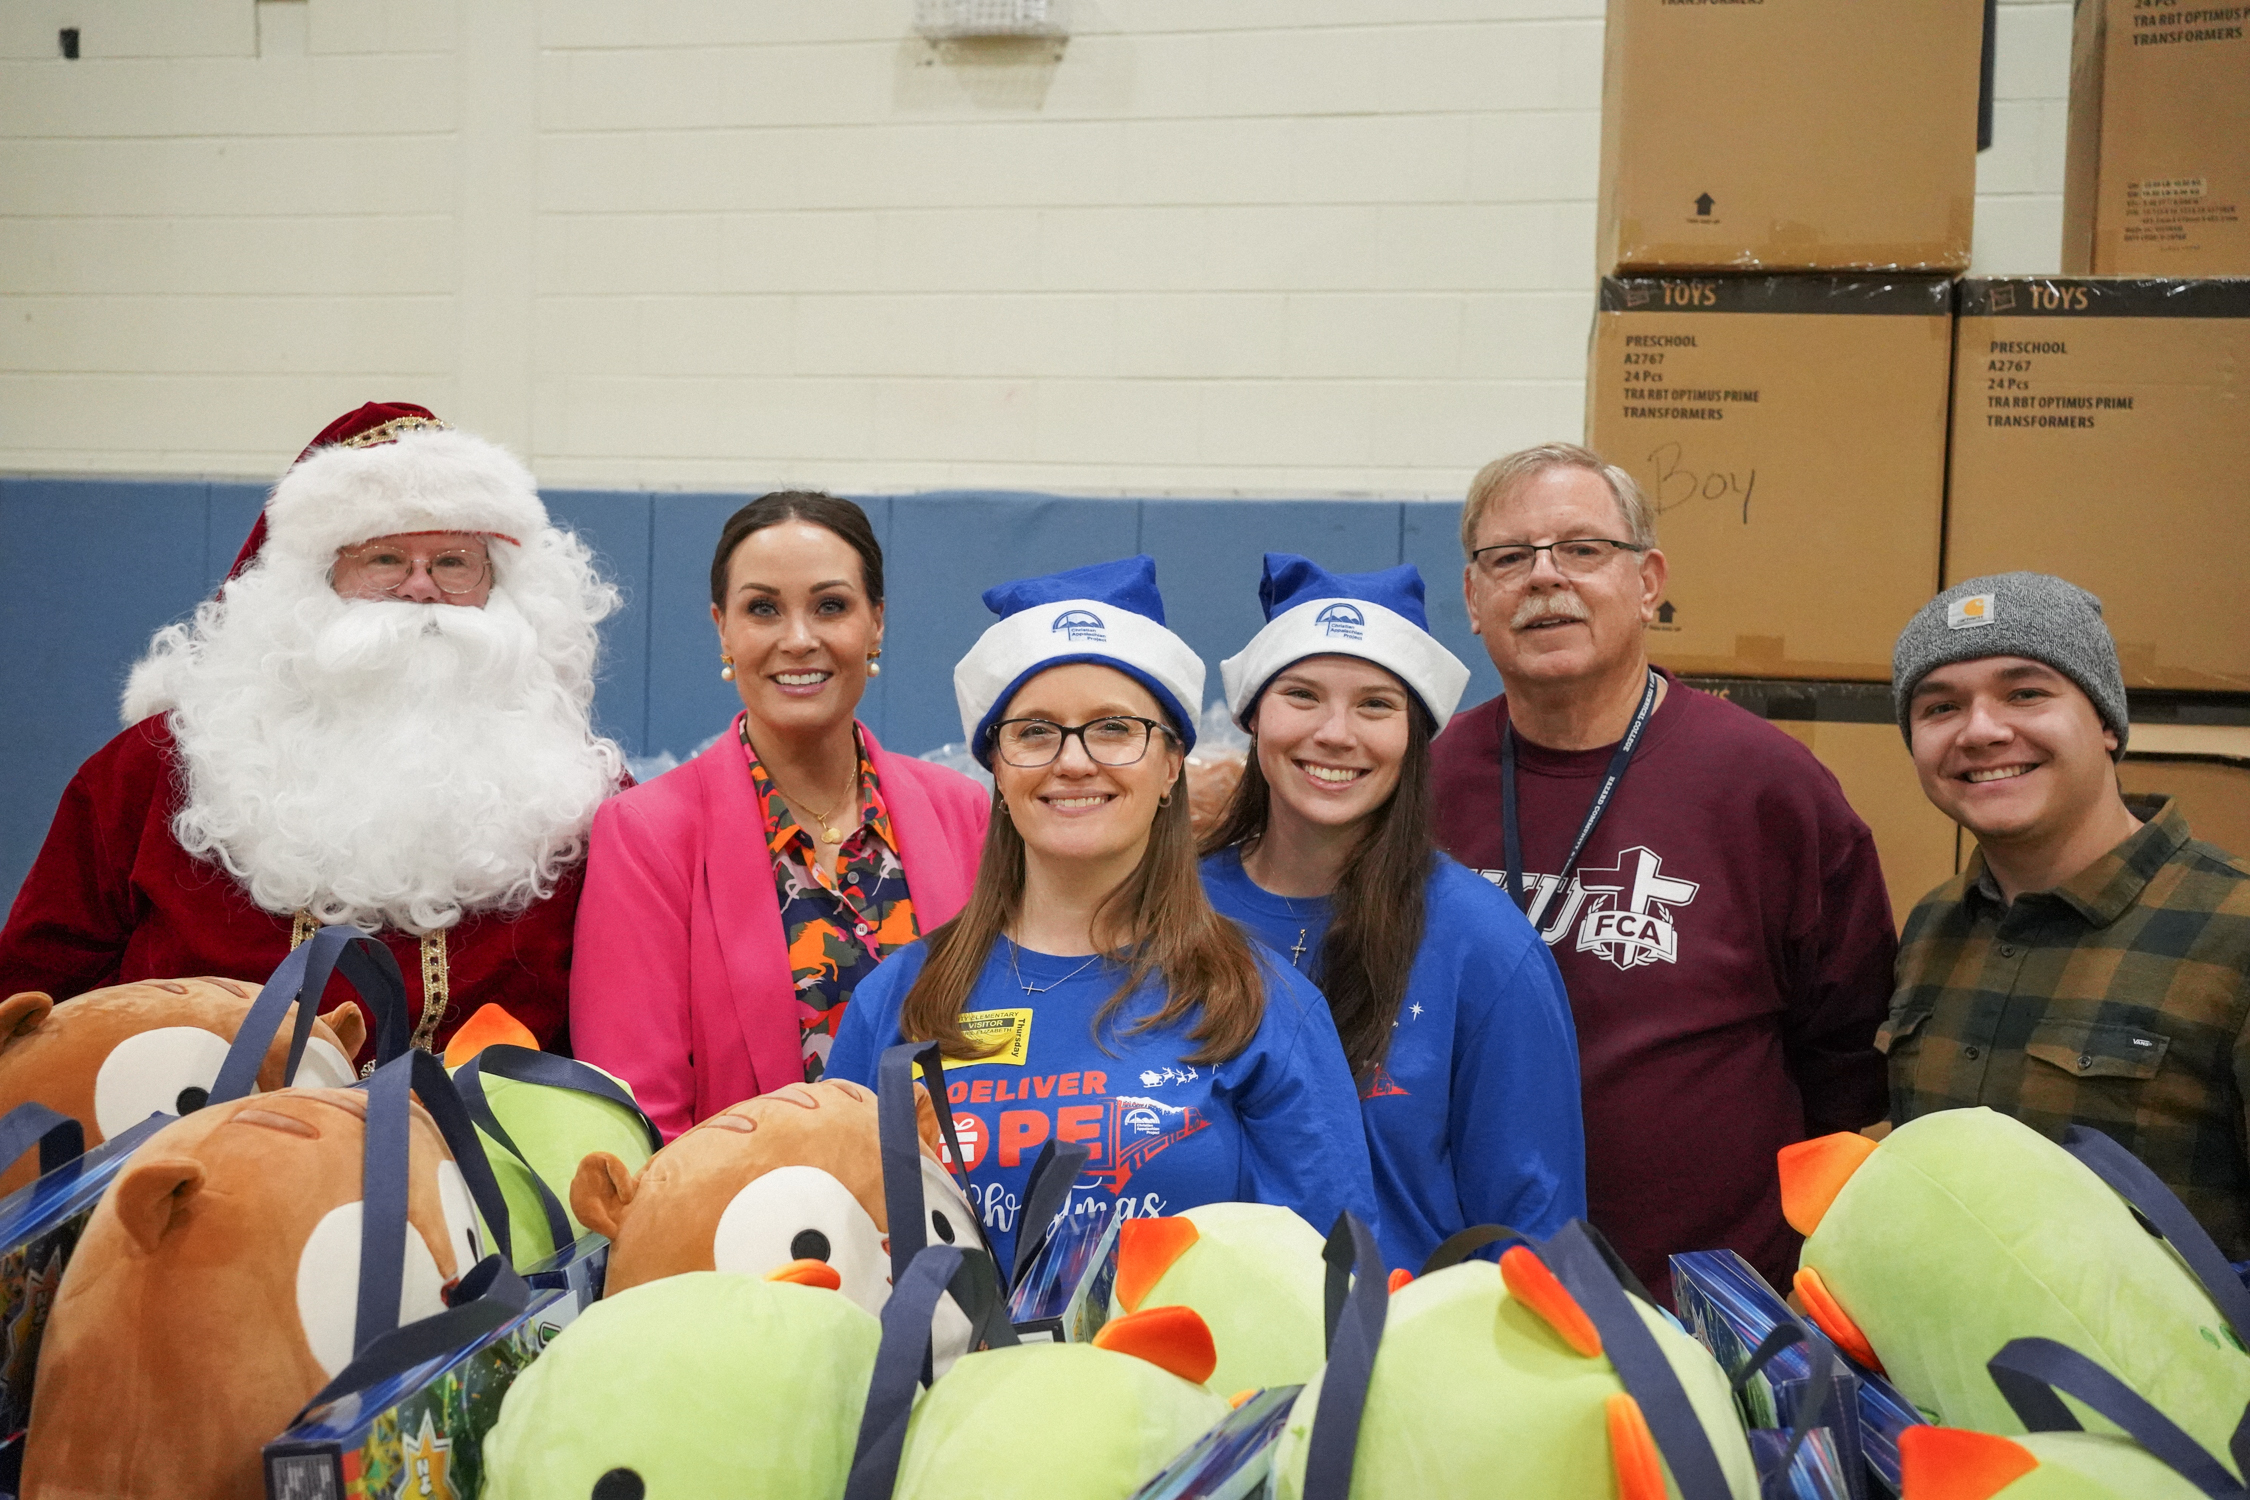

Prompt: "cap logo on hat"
[1314,602,1366,641]
[1948,594,1997,631]
[1051,608,1107,643]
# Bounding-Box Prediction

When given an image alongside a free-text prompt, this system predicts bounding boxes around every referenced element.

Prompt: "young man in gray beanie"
[1884,571,2250,1257]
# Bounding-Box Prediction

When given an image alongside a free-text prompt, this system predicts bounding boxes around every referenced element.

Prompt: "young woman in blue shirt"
[1199,554,1587,1272]
[829,555,1376,1272]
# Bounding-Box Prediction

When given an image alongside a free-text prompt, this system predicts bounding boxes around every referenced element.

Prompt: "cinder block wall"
[1,0,2071,493]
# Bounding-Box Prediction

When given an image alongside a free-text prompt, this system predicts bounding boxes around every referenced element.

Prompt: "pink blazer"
[570,717,989,1139]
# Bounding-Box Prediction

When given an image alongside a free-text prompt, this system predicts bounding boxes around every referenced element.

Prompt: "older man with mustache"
[1428,442,1895,1304]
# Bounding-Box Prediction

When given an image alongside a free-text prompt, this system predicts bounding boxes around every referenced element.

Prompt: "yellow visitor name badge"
[923,1008,1033,1071]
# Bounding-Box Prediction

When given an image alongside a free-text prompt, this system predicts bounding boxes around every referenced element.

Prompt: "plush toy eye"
[94,1027,236,1138]
[591,1469,644,1500]
[712,1165,889,1316]
[435,1160,484,1272]
[292,1035,358,1090]
[175,1086,210,1115]
[296,1199,453,1377]
[920,1157,978,1252]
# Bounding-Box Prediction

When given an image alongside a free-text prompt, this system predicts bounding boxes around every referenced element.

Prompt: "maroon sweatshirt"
[1429,671,1894,1303]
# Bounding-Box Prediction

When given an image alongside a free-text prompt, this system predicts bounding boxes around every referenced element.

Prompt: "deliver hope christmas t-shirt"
[1200,847,1586,1272]
[828,938,1378,1274]
[1429,671,1895,1303]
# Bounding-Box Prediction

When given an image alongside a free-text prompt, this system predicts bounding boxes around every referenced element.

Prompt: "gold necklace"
[787,763,861,845]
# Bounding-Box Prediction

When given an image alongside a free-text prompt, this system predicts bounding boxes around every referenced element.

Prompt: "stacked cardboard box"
[1598,0,1986,275]
[1587,1,1986,921]
[2121,723,2250,854]
[1945,277,2250,692]
[2063,0,2250,276]
[1586,275,1953,683]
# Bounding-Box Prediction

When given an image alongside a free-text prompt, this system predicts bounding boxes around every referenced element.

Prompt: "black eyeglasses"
[990,716,1173,768]
[1469,538,1646,581]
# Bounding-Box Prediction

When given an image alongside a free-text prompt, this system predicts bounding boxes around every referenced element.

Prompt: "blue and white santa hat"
[955,555,1207,766]
[1219,553,1472,732]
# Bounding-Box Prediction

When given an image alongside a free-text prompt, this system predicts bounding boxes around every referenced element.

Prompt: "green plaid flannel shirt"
[1884,798,2250,1257]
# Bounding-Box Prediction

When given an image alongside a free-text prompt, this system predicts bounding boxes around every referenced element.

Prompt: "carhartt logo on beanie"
[1893,572,2129,759]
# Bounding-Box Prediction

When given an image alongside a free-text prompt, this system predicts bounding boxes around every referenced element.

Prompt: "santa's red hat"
[228,402,548,580]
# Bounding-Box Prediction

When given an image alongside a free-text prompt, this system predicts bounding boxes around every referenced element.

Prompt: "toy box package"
[1672,1249,1924,1498]
[1009,1208,1123,1344]
[521,1231,607,1324]
[1746,1428,1853,1500]
[262,1286,567,1500]
[0,1113,170,1443]
[1128,1383,1302,1500]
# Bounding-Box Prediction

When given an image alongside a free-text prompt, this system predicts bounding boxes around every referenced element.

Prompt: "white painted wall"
[0,0,2072,495]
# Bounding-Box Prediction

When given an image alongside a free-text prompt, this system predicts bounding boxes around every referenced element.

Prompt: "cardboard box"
[2062,0,2250,275]
[1587,276,1954,682]
[1944,277,2250,692]
[2121,723,2250,854]
[1596,0,1983,273]
[1686,680,1962,929]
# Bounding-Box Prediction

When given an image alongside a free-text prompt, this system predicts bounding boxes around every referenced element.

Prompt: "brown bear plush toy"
[0,978,366,1195]
[21,1086,484,1500]
[574,1079,982,1320]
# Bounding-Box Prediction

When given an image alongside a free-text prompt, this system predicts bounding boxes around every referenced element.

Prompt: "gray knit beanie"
[1892,572,2128,759]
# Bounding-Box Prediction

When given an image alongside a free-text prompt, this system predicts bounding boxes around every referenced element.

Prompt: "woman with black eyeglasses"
[828,556,1376,1273]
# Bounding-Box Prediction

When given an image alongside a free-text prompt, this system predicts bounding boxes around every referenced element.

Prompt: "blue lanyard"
[1501,669,1661,914]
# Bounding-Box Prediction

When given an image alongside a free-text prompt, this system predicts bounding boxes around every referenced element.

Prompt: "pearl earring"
[719,656,735,682]
[866,650,882,678]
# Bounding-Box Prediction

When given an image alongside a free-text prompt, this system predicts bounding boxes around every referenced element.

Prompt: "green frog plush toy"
[1782,1108,2250,1467]
[444,1006,662,1269]
[1268,1218,1759,1500]
[1107,1202,1328,1398]
[1891,1335,2250,1500]
[851,1243,1231,1500]
[481,1270,880,1499]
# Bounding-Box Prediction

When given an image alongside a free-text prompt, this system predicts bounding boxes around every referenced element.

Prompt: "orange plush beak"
[765,1258,844,1291]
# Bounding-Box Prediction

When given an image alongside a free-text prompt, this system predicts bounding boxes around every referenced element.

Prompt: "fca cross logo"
[1508,846,1701,971]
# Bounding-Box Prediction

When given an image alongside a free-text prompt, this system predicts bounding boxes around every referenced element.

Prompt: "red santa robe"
[0,716,582,1057]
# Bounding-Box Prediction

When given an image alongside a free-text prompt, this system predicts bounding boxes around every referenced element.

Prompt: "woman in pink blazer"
[571,492,988,1138]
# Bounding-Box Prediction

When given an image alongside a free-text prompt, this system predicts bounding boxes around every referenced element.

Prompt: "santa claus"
[0,402,627,1056]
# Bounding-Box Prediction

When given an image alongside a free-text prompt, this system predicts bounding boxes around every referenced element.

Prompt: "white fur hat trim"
[260,426,547,567]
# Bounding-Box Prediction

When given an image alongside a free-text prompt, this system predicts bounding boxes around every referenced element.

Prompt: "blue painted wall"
[0,479,1496,908]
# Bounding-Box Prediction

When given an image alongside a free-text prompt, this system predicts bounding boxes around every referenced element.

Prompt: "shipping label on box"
[2063,0,2249,275]
[1597,0,1982,274]
[1946,277,2250,692]
[1587,275,1953,681]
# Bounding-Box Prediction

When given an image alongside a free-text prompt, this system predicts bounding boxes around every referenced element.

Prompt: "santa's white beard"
[128,558,622,934]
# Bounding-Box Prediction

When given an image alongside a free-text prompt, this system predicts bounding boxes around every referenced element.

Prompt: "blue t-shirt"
[828,937,1379,1275]
[1200,847,1587,1272]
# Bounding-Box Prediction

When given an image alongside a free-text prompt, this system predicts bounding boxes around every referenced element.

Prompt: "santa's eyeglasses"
[333,543,490,596]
